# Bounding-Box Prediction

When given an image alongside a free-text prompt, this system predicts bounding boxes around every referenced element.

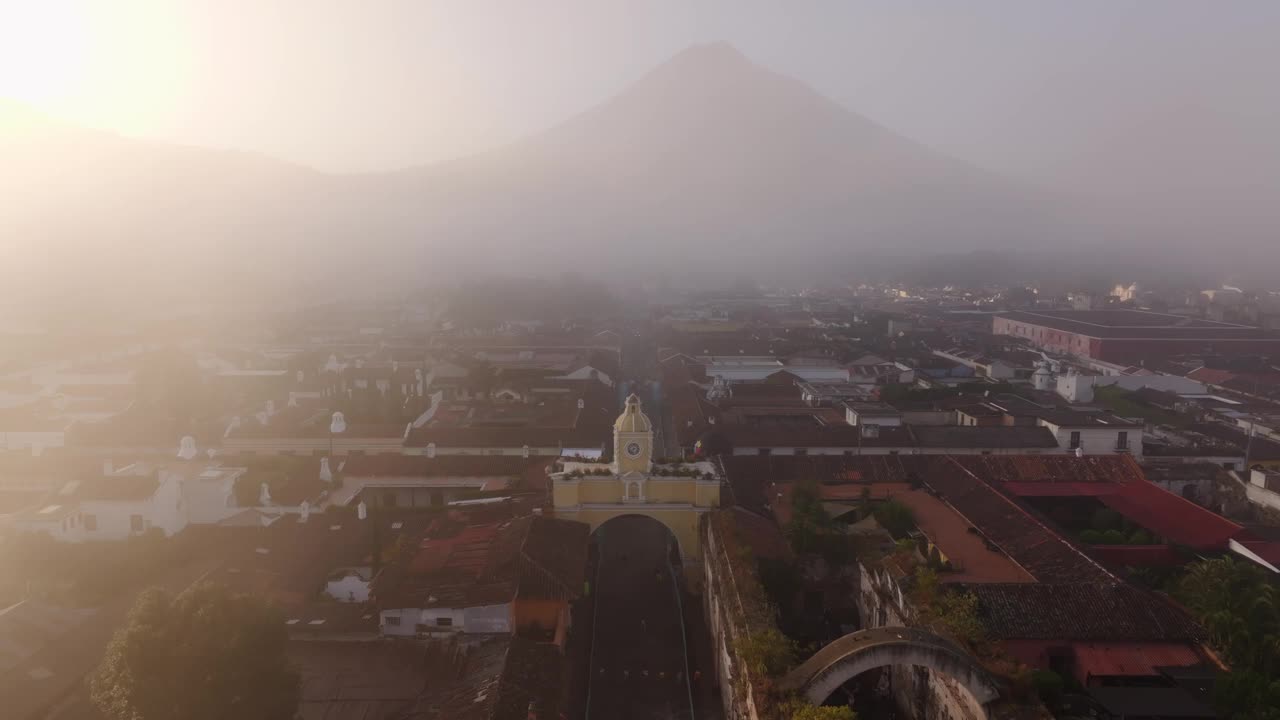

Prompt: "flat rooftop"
[998,310,1274,340]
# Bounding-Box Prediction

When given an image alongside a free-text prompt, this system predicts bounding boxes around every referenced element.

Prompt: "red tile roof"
[929,457,1116,584]
[1235,540,1280,569]
[1073,641,1204,678]
[1002,481,1124,497]
[1099,480,1242,550]
[965,583,1205,642]
[893,490,1036,584]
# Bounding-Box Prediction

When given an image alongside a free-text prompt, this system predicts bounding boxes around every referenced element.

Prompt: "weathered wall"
[856,563,990,720]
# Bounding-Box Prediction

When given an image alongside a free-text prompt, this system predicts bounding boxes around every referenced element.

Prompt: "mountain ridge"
[1,43,1091,298]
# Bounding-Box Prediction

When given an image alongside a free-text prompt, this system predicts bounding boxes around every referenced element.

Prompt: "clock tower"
[613,393,653,475]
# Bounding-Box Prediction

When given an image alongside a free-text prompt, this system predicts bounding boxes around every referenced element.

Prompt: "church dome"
[614,393,652,433]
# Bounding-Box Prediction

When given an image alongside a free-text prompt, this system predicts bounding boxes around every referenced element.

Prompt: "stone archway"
[591,512,684,564]
[779,627,1001,715]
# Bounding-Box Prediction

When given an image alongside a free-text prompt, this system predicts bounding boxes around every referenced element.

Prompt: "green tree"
[781,698,858,720]
[1091,508,1122,532]
[90,583,299,720]
[913,568,985,649]
[738,628,796,677]
[873,499,916,538]
[1177,557,1280,718]
[786,478,833,554]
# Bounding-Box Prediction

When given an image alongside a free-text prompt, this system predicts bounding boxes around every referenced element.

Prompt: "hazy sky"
[2,0,1278,176]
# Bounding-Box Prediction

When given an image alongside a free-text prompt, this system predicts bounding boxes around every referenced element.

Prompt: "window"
[130,514,144,533]
[83,514,97,531]
[384,616,401,627]
[1116,431,1129,451]
[758,448,772,456]
[794,448,808,456]
[435,617,453,627]
[1069,431,1081,450]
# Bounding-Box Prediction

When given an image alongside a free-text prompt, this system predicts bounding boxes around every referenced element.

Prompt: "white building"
[324,567,373,603]
[10,461,247,542]
[1036,416,1143,459]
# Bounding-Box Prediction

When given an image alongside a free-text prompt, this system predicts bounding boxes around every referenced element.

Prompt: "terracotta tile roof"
[721,455,920,516]
[520,515,590,600]
[894,490,1036,584]
[949,454,1148,485]
[1073,641,1205,677]
[925,457,1115,583]
[1002,481,1124,497]
[376,515,587,610]
[1235,540,1280,569]
[412,637,564,720]
[963,583,1206,642]
[1099,480,1242,550]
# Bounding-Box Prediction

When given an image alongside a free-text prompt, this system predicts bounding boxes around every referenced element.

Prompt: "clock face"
[625,441,643,458]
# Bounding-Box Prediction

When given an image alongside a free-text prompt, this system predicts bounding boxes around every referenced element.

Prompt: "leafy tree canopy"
[91,583,299,720]
[781,698,858,720]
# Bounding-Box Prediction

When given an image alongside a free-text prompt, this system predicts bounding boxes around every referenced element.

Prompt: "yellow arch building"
[552,394,720,566]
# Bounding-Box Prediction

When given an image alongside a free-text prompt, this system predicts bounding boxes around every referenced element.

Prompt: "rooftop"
[963,583,1206,642]
[998,309,1272,340]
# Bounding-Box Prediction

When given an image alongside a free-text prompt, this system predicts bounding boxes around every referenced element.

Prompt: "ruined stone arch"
[780,627,1000,717]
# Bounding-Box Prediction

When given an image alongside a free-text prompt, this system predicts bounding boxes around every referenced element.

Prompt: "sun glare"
[0,2,90,105]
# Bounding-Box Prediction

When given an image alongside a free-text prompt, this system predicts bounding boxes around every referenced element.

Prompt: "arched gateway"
[552,394,720,566]
[780,627,1001,716]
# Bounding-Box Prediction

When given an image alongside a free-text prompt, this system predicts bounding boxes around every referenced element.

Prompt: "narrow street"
[586,517,693,720]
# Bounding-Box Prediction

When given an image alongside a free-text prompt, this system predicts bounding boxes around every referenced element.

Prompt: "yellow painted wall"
[578,479,624,504]
[646,481,697,504]
[552,482,579,507]
[695,481,721,508]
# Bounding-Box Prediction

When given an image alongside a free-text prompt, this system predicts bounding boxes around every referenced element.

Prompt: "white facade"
[1058,373,1208,403]
[843,407,903,428]
[10,463,246,542]
[1037,421,1143,459]
[181,466,245,525]
[325,569,372,603]
[379,603,511,637]
[29,475,188,543]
